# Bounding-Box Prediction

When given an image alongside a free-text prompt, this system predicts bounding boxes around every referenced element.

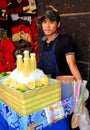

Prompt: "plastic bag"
[79,88,90,130]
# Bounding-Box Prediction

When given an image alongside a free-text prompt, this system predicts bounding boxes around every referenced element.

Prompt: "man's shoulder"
[58,33,72,40]
[57,33,73,45]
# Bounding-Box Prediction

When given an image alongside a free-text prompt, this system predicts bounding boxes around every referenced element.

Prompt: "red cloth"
[11,20,34,48]
[0,0,7,9]
[6,0,29,14]
[30,16,38,61]
[0,39,16,72]
[30,16,38,42]
[0,0,11,9]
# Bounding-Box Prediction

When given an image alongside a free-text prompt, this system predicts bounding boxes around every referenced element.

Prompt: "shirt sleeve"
[63,35,75,55]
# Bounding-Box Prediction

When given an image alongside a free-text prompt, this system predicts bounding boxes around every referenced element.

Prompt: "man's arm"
[66,54,82,80]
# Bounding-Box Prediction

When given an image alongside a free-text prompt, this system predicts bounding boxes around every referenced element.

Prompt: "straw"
[74,80,82,113]
[77,80,87,113]
[73,80,76,98]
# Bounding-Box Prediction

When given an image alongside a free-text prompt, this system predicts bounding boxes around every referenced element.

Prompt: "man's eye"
[43,21,47,23]
[50,21,54,24]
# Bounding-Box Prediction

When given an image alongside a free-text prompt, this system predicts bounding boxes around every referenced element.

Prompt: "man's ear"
[57,22,61,28]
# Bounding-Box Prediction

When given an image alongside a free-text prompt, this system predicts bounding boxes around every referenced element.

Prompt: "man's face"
[42,18,60,37]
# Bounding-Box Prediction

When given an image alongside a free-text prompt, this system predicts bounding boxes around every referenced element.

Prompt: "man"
[37,7,82,130]
[38,7,82,80]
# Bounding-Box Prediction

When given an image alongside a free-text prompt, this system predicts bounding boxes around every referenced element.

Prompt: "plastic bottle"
[30,53,37,72]
[23,58,30,77]
[23,50,30,58]
[16,55,23,72]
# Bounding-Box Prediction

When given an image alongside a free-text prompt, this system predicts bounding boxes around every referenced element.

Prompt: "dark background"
[36,0,90,113]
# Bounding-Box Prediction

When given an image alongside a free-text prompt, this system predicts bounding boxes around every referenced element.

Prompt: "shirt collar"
[42,33,59,42]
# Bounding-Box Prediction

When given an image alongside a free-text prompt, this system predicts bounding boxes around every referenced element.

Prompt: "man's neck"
[47,33,58,43]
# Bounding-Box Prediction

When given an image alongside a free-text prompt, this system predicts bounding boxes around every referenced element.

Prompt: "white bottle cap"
[23,50,29,54]
[30,53,35,56]
[17,55,22,58]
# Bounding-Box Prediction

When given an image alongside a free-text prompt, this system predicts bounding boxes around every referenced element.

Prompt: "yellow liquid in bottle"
[17,55,23,72]
[24,50,31,73]
[23,50,29,58]
[30,53,37,72]
[23,58,30,77]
